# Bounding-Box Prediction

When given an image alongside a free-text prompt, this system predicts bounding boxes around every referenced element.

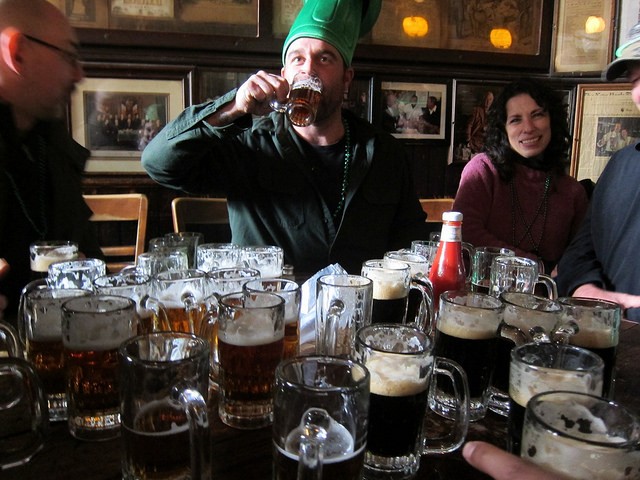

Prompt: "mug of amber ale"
[119,332,211,480]
[270,72,322,127]
[273,356,370,480]
[217,291,285,429]
[62,294,137,440]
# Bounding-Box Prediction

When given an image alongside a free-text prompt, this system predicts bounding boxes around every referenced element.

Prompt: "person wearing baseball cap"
[557,22,640,321]
[142,0,429,275]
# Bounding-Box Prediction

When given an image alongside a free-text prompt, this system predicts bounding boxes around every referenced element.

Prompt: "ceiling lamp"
[585,16,606,34]
[490,28,512,49]
[403,16,429,37]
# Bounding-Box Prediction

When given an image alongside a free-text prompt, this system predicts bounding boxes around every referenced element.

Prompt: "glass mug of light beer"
[19,285,88,421]
[29,240,78,280]
[508,342,604,455]
[217,291,285,429]
[558,296,621,399]
[356,324,470,479]
[270,72,322,127]
[431,290,504,422]
[521,391,640,479]
[272,356,370,480]
[62,294,137,440]
[119,332,211,480]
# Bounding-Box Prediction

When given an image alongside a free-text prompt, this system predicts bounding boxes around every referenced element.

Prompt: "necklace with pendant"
[510,173,551,256]
[3,136,48,238]
[332,117,352,220]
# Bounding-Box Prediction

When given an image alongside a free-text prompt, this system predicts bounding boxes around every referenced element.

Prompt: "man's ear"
[1,27,24,75]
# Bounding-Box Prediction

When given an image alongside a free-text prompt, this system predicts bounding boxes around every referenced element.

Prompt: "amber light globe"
[490,28,512,49]
[403,16,429,37]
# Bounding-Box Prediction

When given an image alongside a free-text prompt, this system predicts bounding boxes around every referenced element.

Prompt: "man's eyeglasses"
[23,34,81,67]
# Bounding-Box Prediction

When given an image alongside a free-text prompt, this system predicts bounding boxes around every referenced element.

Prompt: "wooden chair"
[83,193,148,273]
[171,197,231,243]
[419,198,455,223]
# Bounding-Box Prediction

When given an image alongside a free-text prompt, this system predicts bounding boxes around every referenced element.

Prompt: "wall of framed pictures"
[55,0,633,237]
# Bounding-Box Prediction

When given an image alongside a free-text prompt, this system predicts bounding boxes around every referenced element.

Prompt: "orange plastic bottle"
[428,211,466,311]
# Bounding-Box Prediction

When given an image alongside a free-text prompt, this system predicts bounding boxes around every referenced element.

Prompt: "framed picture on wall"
[449,80,507,164]
[343,77,373,123]
[553,0,615,73]
[70,65,191,172]
[571,83,638,182]
[617,0,640,53]
[380,81,448,140]
[197,70,254,104]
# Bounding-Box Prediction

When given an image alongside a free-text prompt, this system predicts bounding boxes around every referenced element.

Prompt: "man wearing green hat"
[142,0,429,274]
[556,22,640,321]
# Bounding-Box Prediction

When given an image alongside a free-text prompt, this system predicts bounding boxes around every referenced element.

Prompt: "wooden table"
[6,321,639,480]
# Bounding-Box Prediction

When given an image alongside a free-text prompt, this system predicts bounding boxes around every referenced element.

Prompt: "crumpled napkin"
[299,263,347,354]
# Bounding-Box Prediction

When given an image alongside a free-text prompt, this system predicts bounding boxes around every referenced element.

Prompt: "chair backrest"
[419,198,455,223]
[171,197,231,242]
[83,193,148,273]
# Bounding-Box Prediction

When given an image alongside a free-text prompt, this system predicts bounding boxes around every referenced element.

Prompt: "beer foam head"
[437,306,502,340]
[219,310,284,346]
[366,352,431,396]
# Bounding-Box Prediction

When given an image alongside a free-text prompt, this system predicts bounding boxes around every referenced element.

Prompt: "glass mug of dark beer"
[272,356,370,480]
[217,291,285,429]
[507,342,604,455]
[19,284,88,421]
[315,274,373,358]
[29,240,78,280]
[431,290,504,422]
[470,246,514,294]
[356,324,470,479]
[558,297,621,399]
[521,391,640,479]
[270,72,322,127]
[119,332,211,480]
[62,294,137,441]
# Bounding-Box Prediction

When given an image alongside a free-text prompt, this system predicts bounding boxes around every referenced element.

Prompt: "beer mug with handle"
[273,356,370,480]
[356,323,470,478]
[119,332,211,480]
[270,72,323,127]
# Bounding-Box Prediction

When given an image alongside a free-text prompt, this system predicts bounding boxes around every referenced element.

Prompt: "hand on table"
[462,441,571,480]
[573,283,640,313]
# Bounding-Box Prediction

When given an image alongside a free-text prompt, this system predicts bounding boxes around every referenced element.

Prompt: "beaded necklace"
[332,117,352,220]
[510,173,551,256]
[3,136,48,238]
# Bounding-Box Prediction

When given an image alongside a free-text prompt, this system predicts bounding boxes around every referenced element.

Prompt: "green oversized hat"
[282,0,382,66]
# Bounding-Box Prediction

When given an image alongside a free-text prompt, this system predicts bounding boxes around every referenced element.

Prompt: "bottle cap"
[442,211,463,222]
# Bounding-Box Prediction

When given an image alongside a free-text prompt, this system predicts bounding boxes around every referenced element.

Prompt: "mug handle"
[0,320,23,358]
[409,277,434,337]
[316,300,345,357]
[139,295,171,333]
[200,293,222,385]
[462,242,475,283]
[172,385,212,480]
[535,274,558,300]
[295,408,332,480]
[424,357,470,454]
[0,357,49,469]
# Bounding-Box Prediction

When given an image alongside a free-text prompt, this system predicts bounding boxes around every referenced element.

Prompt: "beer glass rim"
[93,272,150,288]
[473,246,515,255]
[25,286,89,300]
[493,255,537,268]
[526,390,640,449]
[119,332,209,365]
[558,296,622,311]
[61,293,135,315]
[154,268,207,281]
[511,342,605,372]
[220,290,285,309]
[500,292,562,312]
[356,323,432,355]
[47,257,105,272]
[362,258,410,273]
[206,267,261,280]
[30,239,78,248]
[197,242,239,251]
[317,274,372,288]
[275,355,369,391]
[243,278,300,293]
[384,250,428,264]
[441,289,504,310]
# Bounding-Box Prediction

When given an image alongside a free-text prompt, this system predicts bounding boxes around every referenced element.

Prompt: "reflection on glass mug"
[431,290,504,422]
[489,255,557,299]
[136,249,189,277]
[521,391,640,479]
[152,269,211,334]
[470,246,515,294]
[29,240,78,279]
[0,357,49,470]
[47,258,106,290]
[316,274,373,358]
[196,242,241,272]
[270,72,322,127]
[18,285,89,421]
[239,245,284,278]
[62,294,137,441]
[272,356,370,480]
[119,332,211,480]
[164,232,204,269]
[356,324,469,479]
[217,291,285,429]
[508,342,604,455]
[558,296,621,399]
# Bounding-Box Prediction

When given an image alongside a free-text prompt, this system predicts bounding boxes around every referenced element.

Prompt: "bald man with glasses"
[0,0,101,326]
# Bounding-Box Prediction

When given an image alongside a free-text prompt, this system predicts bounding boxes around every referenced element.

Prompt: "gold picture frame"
[571,83,638,182]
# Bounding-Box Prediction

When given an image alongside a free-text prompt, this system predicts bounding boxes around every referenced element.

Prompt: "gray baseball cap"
[605,22,640,80]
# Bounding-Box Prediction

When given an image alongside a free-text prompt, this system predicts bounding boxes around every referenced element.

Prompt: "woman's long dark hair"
[483,79,571,182]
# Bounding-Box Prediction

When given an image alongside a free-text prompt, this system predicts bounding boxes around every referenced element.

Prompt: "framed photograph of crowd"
[379,81,448,141]
[571,83,639,182]
[70,65,189,172]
